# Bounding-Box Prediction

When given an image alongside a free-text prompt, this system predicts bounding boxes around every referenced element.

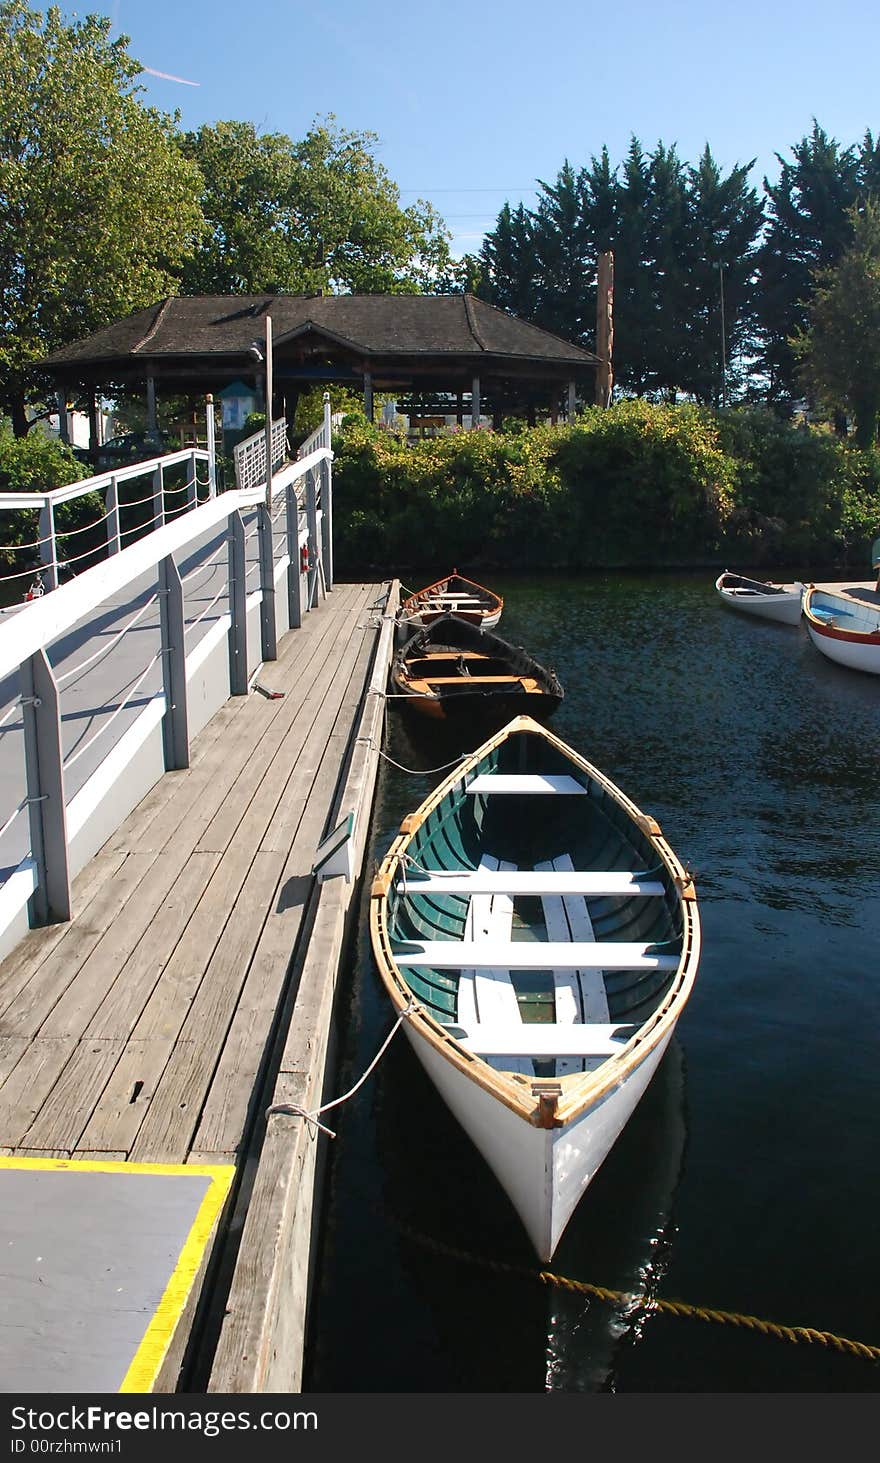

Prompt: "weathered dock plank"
[20,1037,124,1150]
[207,583,399,1392]
[0,575,395,1395]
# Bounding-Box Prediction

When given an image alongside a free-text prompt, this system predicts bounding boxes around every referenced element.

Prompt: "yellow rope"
[399,1225,880,1366]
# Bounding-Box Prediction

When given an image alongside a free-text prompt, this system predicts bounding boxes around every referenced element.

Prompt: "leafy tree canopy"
[179,115,452,296]
[0,1,205,433]
[793,199,880,447]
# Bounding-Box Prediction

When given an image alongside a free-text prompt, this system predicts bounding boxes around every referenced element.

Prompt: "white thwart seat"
[396,870,664,897]
[458,1022,636,1058]
[423,594,484,603]
[537,853,608,1076]
[395,941,679,971]
[456,855,530,1075]
[466,773,586,795]
[537,854,610,1022]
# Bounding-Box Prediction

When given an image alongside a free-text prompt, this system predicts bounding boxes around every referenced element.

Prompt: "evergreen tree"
[613,138,654,394]
[757,122,861,405]
[476,202,539,318]
[531,160,594,344]
[677,146,765,405]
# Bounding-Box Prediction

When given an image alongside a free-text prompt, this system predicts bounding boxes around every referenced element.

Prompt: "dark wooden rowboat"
[390,614,563,722]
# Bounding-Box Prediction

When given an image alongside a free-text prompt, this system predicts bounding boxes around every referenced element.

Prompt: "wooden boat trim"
[401,572,503,621]
[802,586,880,643]
[368,714,701,1128]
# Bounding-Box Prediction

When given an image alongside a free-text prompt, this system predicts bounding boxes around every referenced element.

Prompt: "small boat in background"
[802,584,880,674]
[369,713,701,1260]
[871,536,880,589]
[715,571,804,625]
[400,570,503,630]
[390,614,563,722]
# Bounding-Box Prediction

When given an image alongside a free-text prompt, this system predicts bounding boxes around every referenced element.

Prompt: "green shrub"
[0,424,105,589]
[329,403,880,576]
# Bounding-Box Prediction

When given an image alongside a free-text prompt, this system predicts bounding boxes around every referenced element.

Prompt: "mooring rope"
[355,734,467,776]
[393,1223,880,1365]
[265,1000,422,1138]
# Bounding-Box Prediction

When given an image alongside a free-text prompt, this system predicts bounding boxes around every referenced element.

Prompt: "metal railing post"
[258,501,278,661]
[286,481,302,630]
[188,450,199,510]
[158,554,189,770]
[320,452,333,592]
[306,467,320,609]
[206,395,217,497]
[38,501,59,590]
[228,510,248,694]
[20,648,70,924]
[152,465,165,534]
[106,475,121,555]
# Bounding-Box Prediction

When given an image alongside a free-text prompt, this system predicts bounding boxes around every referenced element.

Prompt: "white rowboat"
[369,714,701,1261]
[802,584,880,675]
[715,571,804,625]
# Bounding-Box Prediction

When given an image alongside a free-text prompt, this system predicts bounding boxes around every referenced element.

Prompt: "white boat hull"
[716,584,803,625]
[806,621,880,674]
[405,1021,673,1262]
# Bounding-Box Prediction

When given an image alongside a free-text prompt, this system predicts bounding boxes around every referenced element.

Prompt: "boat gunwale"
[715,570,798,600]
[401,572,503,619]
[368,714,701,1127]
[802,584,880,643]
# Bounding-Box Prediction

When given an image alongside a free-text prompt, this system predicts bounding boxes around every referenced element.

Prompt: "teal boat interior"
[384,725,685,1079]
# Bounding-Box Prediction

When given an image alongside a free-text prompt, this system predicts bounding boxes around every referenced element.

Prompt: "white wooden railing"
[0,409,334,961]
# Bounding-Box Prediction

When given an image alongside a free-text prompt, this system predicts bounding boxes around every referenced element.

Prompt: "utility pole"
[719,264,727,409]
[264,313,274,509]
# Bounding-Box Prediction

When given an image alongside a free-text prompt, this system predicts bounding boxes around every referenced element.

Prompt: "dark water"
[303,571,880,1393]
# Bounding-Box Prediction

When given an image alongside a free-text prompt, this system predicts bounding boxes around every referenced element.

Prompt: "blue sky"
[101,0,879,258]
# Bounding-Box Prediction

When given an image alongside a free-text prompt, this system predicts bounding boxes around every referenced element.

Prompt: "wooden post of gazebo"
[595,250,614,408]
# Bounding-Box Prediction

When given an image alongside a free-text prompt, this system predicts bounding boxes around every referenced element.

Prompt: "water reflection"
[305,571,880,1393]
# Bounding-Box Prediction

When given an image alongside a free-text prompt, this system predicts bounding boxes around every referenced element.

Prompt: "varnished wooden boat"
[369,714,701,1261]
[400,570,503,630]
[390,614,563,722]
[802,583,880,674]
[715,571,804,625]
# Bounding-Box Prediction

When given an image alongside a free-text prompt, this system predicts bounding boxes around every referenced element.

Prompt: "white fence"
[0,404,334,961]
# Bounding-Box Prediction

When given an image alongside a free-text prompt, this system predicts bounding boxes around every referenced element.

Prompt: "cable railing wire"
[184,583,229,638]
[54,592,160,688]
[63,648,165,772]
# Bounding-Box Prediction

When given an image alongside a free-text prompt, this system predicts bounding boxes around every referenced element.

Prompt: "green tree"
[793,200,880,447]
[180,115,451,296]
[757,122,862,406]
[477,201,539,318]
[0,2,205,435]
[531,160,594,344]
[677,147,765,405]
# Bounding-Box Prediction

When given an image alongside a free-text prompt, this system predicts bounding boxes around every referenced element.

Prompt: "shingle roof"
[43,293,600,370]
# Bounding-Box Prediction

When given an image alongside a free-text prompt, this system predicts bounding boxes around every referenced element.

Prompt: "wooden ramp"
[0,579,390,1391]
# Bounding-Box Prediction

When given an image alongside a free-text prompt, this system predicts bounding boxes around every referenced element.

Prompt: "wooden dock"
[0,578,396,1392]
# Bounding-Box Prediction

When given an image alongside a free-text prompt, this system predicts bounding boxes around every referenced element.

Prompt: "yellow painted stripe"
[120,1164,234,1393]
[0,1156,235,1392]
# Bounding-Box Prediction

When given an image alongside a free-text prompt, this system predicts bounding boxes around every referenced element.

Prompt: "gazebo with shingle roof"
[42,292,601,444]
